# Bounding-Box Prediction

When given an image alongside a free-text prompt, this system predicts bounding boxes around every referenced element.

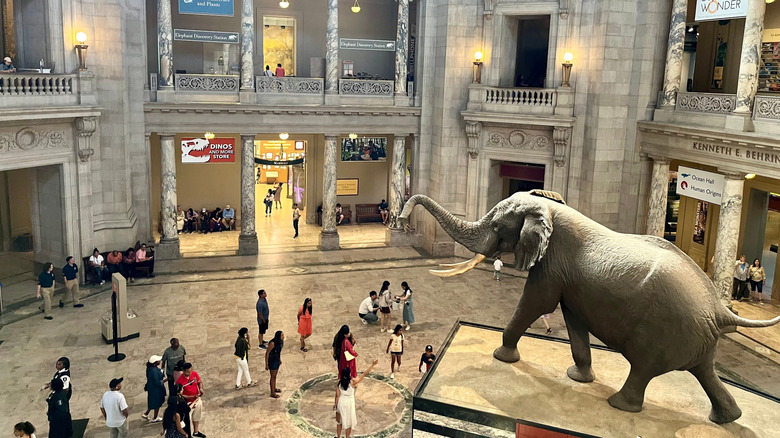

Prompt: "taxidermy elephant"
[398,190,780,424]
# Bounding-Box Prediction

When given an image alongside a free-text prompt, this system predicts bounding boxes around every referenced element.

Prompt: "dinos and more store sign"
[181,138,235,163]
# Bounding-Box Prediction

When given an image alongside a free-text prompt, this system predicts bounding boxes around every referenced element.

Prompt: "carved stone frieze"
[487,129,551,151]
[0,127,67,152]
[466,121,482,159]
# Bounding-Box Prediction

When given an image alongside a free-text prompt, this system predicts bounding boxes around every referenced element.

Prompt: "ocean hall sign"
[691,141,780,166]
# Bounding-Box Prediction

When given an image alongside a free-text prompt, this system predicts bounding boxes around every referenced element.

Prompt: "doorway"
[500,162,545,199]
[513,16,550,88]
[263,16,297,75]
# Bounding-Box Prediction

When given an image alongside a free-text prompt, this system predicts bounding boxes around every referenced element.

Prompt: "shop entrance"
[497,162,545,201]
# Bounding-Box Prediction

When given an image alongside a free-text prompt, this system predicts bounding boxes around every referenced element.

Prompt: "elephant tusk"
[430,254,486,277]
[438,259,475,268]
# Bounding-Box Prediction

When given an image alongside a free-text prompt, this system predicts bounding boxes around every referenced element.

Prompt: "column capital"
[644,154,670,164]
[719,170,747,180]
[240,133,257,140]
[324,134,339,140]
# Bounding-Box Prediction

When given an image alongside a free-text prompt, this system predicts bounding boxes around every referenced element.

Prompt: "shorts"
[380,307,391,314]
[258,320,268,334]
[268,358,281,371]
[190,400,203,421]
[391,351,403,356]
[750,280,763,292]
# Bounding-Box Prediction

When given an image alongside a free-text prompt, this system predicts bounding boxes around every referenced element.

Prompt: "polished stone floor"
[0,246,778,437]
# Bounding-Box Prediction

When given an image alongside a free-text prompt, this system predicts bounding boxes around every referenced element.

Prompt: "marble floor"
[0,248,779,437]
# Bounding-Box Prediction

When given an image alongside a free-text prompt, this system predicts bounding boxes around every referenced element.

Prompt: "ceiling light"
[204,132,215,140]
[351,0,361,13]
[348,133,358,140]
[279,0,289,8]
[279,133,289,140]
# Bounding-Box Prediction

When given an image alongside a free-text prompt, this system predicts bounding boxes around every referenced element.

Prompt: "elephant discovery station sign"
[676,166,724,205]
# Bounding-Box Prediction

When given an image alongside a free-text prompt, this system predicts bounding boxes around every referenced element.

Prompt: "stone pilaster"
[239,134,258,255]
[157,0,174,88]
[394,0,410,106]
[645,158,670,237]
[734,0,767,115]
[552,127,571,199]
[325,0,339,97]
[320,135,340,250]
[156,134,179,259]
[659,0,687,107]
[712,173,745,308]
[240,0,255,91]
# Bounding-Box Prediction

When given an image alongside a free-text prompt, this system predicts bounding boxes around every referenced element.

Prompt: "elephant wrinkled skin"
[399,191,780,424]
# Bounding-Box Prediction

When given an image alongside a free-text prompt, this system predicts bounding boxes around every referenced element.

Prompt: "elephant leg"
[688,358,742,423]
[561,305,594,383]
[608,365,655,413]
[493,288,556,363]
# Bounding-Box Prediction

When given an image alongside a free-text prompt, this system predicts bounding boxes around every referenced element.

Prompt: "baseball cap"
[149,355,162,363]
[3,57,10,63]
[182,362,193,370]
[425,345,433,351]
[109,377,124,389]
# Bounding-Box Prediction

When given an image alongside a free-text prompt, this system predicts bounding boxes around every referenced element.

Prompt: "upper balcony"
[0,71,96,113]
[461,84,575,126]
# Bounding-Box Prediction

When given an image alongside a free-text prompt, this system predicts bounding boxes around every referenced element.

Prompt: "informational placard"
[178,0,234,16]
[181,137,235,163]
[763,28,780,43]
[676,166,724,205]
[695,0,747,22]
[173,29,239,44]
[340,38,396,52]
[337,178,359,196]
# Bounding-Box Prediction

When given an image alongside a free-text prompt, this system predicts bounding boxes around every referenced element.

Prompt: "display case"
[759,42,780,92]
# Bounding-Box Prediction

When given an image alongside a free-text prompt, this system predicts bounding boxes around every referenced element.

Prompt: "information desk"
[413,321,780,438]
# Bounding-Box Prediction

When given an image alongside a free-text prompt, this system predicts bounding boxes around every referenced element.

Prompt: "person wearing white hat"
[1,57,15,73]
[142,355,165,423]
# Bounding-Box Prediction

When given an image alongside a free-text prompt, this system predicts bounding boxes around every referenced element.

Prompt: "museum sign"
[676,165,724,205]
[178,0,234,16]
[173,29,240,44]
[695,0,747,22]
[339,38,396,52]
[691,141,780,166]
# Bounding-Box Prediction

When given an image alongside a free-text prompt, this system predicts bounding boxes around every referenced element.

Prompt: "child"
[385,324,404,379]
[419,345,436,373]
[493,255,503,281]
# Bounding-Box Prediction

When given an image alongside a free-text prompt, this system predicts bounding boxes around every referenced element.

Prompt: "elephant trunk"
[400,194,493,255]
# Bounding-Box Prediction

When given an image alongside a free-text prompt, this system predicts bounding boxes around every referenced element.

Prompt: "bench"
[83,252,109,285]
[317,204,352,225]
[356,204,383,224]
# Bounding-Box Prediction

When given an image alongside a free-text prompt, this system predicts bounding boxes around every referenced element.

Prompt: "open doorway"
[501,162,545,198]
[263,16,297,76]
[514,16,550,88]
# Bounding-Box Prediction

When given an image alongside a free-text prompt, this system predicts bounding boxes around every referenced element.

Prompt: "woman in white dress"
[334,359,379,438]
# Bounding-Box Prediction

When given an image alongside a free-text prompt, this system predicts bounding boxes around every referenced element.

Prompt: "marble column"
[734,0,767,115]
[239,135,258,255]
[157,0,173,88]
[394,0,409,104]
[157,134,180,259]
[387,135,413,246]
[712,173,745,308]
[325,0,339,95]
[240,0,255,90]
[320,135,340,250]
[645,158,670,238]
[659,0,687,107]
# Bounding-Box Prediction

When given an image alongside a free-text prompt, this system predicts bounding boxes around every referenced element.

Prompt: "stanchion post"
[107,290,126,362]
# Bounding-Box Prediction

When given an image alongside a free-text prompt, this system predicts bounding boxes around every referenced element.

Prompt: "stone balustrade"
[675,92,736,114]
[466,85,573,117]
[339,79,394,96]
[256,76,324,95]
[0,72,95,108]
[174,74,240,94]
[754,94,780,121]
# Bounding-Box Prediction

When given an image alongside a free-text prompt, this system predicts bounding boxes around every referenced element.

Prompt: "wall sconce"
[279,133,289,140]
[204,132,215,140]
[561,52,573,87]
[745,173,756,179]
[75,32,89,71]
[472,51,483,84]
[351,0,361,13]
[348,133,358,140]
[279,0,289,8]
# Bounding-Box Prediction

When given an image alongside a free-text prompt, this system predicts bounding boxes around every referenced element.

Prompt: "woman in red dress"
[297,298,313,352]
[332,325,358,378]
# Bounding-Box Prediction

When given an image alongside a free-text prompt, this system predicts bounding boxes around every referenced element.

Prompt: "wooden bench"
[356,204,383,224]
[317,204,352,225]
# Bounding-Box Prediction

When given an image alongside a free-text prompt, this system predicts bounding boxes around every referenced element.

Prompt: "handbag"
[344,351,356,361]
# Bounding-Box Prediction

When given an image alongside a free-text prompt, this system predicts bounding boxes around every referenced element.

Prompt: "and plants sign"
[178,0,234,16]
[173,29,239,44]
[695,0,747,22]
[676,166,724,205]
[181,138,235,163]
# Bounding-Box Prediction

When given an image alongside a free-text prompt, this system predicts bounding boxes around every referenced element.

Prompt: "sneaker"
[247,381,257,387]
[361,319,368,325]
[260,344,268,350]
[193,432,207,438]
[235,384,243,390]
[74,304,84,308]
[141,413,149,420]
[100,280,105,285]
[390,373,395,379]
[405,325,411,331]
[44,316,53,320]
[151,417,162,423]
[760,301,765,306]
[59,300,64,308]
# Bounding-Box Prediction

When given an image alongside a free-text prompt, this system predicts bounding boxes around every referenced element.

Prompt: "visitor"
[135,243,154,278]
[332,325,358,379]
[185,208,198,233]
[274,183,283,209]
[493,255,503,281]
[292,203,301,238]
[749,258,766,305]
[176,363,206,438]
[419,345,436,373]
[397,281,415,330]
[1,56,16,72]
[142,355,166,422]
[358,291,380,324]
[333,359,379,438]
[336,203,345,225]
[60,257,82,308]
[275,63,285,77]
[386,324,404,379]
[106,250,122,274]
[100,377,129,438]
[173,361,185,392]
[234,327,257,389]
[121,248,136,282]
[41,357,72,400]
[264,65,273,77]
[541,314,552,334]
[162,338,187,393]
[175,391,192,437]
[176,206,185,233]
[89,248,109,285]
[297,298,313,351]
[378,280,394,333]
[222,204,236,230]
[46,378,72,438]
[256,289,270,349]
[379,199,389,224]
[265,330,285,399]
[37,262,56,320]
[199,208,211,233]
[209,207,223,232]
[733,255,749,301]
[13,421,37,438]
[264,190,273,217]
[161,396,188,438]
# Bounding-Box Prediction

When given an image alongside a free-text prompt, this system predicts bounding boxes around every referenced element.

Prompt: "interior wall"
[497,16,518,88]
[7,168,32,237]
[743,189,769,263]
[33,165,64,262]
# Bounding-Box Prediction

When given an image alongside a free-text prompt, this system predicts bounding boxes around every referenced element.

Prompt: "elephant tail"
[726,313,780,328]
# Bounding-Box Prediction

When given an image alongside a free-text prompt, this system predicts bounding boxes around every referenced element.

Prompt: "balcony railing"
[174,74,239,94]
[675,92,736,114]
[466,85,573,117]
[754,95,780,121]
[256,76,323,94]
[339,79,394,96]
[0,72,95,108]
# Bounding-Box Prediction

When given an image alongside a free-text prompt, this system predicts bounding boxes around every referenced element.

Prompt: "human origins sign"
[676,165,724,205]
[695,0,747,22]
[178,0,234,17]
[181,138,235,163]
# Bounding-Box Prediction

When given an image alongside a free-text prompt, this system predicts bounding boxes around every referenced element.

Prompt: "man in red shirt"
[275,63,285,77]
[176,363,206,437]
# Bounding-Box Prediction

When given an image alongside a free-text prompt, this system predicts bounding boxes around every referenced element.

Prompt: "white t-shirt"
[359,296,378,314]
[89,254,104,265]
[389,333,404,352]
[493,259,503,271]
[101,390,128,427]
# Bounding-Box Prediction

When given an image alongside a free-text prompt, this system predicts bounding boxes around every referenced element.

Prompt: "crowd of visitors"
[175,205,236,234]
[732,255,768,305]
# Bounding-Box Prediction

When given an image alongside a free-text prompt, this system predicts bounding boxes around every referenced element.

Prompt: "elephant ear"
[513,202,553,271]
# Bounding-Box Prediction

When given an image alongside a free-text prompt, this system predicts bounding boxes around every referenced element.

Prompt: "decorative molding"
[676,92,736,114]
[75,117,97,162]
[483,0,494,18]
[754,95,780,121]
[552,126,570,167]
[465,121,482,159]
[256,76,324,94]
[339,79,394,96]
[486,129,551,151]
[174,74,239,93]
[0,127,67,152]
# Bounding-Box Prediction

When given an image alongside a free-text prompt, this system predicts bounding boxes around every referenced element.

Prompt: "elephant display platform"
[400,191,780,424]
[413,322,779,438]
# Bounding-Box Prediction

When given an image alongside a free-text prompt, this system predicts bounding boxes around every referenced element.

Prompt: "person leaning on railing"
[1,56,16,73]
